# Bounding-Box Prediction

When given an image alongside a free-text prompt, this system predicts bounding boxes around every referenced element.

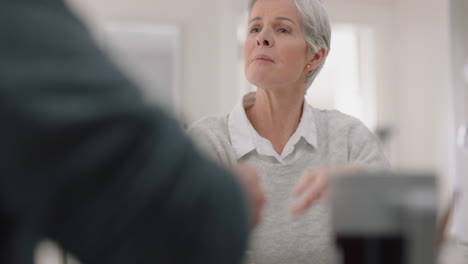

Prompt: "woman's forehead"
[250,0,301,23]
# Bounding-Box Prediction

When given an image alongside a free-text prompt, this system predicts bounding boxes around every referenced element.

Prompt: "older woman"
[189,0,388,263]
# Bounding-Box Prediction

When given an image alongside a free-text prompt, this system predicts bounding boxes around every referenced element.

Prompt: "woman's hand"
[291,167,362,216]
[291,167,330,216]
[234,166,266,228]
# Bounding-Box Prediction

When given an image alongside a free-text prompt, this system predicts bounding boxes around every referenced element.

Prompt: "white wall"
[66,0,241,123]
[327,0,454,208]
[450,0,468,246]
[325,1,398,157]
[393,0,454,207]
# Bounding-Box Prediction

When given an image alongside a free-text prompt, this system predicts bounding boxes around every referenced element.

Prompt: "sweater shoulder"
[311,108,388,168]
[187,115,235,167]
[312,108,375,143]
[188,115,230,142]
[312,108,367,132]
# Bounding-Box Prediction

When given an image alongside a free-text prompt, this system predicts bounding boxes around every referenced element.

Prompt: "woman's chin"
[246,72,280,88]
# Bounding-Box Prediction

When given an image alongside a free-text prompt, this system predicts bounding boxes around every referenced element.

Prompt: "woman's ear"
[305,48,327,72]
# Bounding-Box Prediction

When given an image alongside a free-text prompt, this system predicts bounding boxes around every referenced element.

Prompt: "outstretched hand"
[291,167,330,216]
[234,166,266,228]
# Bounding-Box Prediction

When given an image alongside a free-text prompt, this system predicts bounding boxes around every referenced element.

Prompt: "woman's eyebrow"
[249,17,261,24]
[275,17,296,25]
[248,16,297,25]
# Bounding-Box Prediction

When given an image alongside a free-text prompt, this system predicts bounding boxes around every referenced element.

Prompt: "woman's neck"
[246,87,304,155]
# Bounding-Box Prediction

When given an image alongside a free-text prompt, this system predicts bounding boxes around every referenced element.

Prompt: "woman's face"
[244,0,312,91]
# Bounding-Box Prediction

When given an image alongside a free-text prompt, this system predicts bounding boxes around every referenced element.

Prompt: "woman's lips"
[252,55,275,63]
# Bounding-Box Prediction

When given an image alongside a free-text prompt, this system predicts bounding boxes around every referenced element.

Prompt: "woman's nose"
[257,39,270,46]
[256,32,273,47]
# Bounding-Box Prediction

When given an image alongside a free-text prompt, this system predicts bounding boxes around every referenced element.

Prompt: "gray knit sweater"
[188,108,389,264]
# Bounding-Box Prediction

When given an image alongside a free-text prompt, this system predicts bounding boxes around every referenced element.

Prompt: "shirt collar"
[295,100,318,148]
[228,92,318,160]
[228,92,257,159]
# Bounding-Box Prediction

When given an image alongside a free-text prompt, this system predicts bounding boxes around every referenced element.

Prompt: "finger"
[319,187,329,204]
[235,165,259,185]
[235,165,255,178]
[293,171,317,196]
[293,167,328,196]
[291,185,325,216]
[291,176,327,215]
[235,165,265,228]
[253,192,266,226]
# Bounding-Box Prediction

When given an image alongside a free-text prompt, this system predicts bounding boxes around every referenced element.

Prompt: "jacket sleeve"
[0,1,248,264]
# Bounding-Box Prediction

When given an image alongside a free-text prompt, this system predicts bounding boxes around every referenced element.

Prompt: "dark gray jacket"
[0,1,248,263]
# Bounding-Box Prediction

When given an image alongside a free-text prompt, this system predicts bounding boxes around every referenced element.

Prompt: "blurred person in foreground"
[189,0,389,263]
[0,0,265,263]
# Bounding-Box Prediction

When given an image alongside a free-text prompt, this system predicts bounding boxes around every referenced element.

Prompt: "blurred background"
[36,0,468,263]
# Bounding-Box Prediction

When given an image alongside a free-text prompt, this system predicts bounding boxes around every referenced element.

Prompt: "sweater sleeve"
[347,120,390,170]
[0,1,248,264]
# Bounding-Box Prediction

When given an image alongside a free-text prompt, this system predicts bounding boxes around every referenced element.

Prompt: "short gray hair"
[249,0,331,93]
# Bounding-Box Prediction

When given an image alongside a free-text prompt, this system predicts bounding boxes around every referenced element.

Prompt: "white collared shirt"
[228,92,318,164]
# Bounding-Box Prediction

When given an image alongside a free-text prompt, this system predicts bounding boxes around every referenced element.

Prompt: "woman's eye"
[279,28,289,33]
[250,27,260,33]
